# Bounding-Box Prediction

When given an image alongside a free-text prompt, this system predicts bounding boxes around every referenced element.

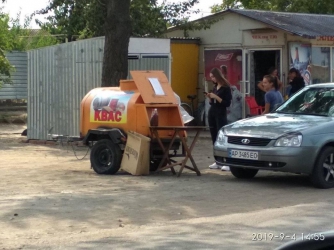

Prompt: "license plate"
[228,149,259,160]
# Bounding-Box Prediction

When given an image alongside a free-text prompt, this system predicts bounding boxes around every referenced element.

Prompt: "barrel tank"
[80,71,184,139]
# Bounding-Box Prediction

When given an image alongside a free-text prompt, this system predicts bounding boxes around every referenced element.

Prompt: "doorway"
[250,50,281,106]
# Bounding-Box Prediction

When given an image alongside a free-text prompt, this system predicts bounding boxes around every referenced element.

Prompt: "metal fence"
[0,51,27,100]
[27,37,170,140]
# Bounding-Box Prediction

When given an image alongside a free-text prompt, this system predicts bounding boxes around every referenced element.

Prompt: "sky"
[1,0,222,28]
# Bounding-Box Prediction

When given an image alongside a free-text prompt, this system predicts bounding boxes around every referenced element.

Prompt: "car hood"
[224,113,333,139]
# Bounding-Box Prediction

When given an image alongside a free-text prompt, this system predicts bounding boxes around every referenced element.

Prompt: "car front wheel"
[230,167,259,179]
[310,146,334,189]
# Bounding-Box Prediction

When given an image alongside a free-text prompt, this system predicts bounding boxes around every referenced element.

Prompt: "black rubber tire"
[150,159,160,172]
[230,167,259,179]
[90,139,122,175]
[310,146,334,189]
[150,158,167,172]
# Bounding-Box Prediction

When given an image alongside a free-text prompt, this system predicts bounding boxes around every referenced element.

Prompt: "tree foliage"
[160,0,221,37]
[10,13,59,50]
[130,0,165,37]
[33,0,204,39]
[35,0,88,42]
[211,0,334,14]
[0,6,58,87]
[32,0,206,86]
[0,12,13,86]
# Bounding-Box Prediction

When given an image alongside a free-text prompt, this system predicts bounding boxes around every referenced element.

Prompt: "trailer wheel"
[90,139,122,175]
[150,159,160,172]
[150,158,167,172]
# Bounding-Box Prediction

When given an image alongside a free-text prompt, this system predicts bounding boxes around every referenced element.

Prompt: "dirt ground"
[1,123,334,250]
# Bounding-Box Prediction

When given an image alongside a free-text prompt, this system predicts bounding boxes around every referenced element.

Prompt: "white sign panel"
[148,78,165,96]
[243,31,285,46]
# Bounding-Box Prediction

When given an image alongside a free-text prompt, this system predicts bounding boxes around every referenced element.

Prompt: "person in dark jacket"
[206,67,232,170]
[288,68,305,97]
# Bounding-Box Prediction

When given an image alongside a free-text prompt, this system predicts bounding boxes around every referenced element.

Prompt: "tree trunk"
[101,0,131,87]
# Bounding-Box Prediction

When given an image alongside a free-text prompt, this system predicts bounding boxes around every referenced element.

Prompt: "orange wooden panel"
[120,80,138,91]
[130,71,177,104]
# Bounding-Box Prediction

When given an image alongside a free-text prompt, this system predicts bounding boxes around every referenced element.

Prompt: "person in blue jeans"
[205,68,232,170]
[262,74,284,114]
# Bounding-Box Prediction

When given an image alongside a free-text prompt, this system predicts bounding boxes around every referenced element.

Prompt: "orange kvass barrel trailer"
[80,71,186,174]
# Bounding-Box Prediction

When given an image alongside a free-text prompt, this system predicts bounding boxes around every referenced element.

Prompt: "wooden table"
[149,126,207,177]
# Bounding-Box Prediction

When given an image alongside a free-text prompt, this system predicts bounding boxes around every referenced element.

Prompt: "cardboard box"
[121,131,151,175]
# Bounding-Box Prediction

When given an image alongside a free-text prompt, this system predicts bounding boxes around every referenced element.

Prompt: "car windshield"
[276,86,334,117]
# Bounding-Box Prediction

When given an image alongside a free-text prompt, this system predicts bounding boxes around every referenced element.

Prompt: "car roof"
[307,83,334,88]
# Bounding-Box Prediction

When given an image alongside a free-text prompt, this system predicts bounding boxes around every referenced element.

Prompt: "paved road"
[1,127,333,250]
[63,202,334,250]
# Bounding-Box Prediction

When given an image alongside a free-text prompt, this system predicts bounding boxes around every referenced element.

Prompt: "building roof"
[167,9,334,39]
[170,37,200,44]
[229,9,334,39]
[170,37,200,40]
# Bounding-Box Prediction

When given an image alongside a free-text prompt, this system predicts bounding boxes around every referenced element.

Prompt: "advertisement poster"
[90,90,134,123]
[311,47,330,84]
[204,49,242,89]
[289,42,312,85]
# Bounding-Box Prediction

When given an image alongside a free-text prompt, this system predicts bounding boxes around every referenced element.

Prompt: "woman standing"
[206,68,232,170]
[262,75,284,115]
